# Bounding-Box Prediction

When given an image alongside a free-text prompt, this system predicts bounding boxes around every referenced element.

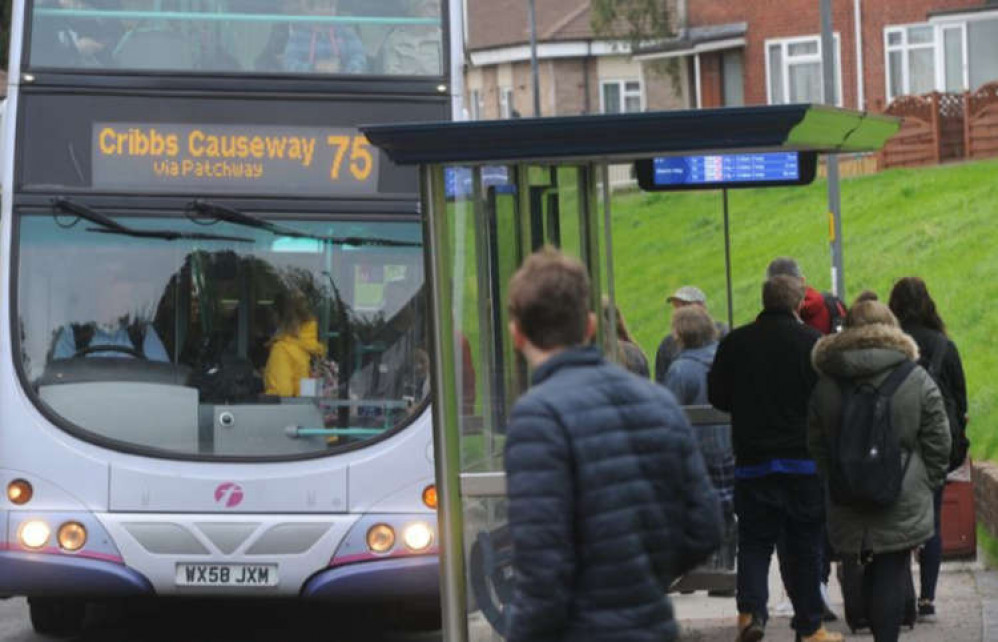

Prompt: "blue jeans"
[735,474,825,636]
[918,486,945,601]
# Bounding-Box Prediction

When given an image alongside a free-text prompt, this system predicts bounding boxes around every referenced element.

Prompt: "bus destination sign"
[92,123,379,196]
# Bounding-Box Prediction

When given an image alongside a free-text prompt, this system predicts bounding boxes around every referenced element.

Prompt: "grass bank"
[610,158,998,459]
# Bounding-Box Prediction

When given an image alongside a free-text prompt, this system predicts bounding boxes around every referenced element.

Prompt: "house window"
[722,50,745,107]
[967,18,998,90]
[600,80,643,114]
[885,25,940,102]
[766,35,841,106]
[499,87,514,119]
[883,21,984,101]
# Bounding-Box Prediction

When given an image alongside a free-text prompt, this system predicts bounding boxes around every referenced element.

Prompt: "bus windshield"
[17,212,428,458]
[28,0,443,76]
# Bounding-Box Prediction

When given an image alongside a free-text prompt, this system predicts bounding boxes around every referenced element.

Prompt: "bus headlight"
[366,524,396,554]
[7,479,33,505]
[402,522,433,552]
[57,522,88,552]
[18,520,51,549]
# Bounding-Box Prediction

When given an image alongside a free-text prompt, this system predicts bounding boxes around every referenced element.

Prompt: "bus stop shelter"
[363,105,899,641]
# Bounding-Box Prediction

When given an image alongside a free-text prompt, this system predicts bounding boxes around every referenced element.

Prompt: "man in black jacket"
[504,248,722,642]
[708,275,841,642]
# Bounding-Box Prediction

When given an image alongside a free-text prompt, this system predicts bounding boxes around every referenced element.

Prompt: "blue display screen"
[653,152,801,186]
[444,166,512,199]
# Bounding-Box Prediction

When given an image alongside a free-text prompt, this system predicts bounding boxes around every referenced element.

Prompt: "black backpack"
[829,361,916,510]
[822,292,847,333]
[921,333,969,471]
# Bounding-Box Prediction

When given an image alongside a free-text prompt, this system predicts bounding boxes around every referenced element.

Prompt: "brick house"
[462,0,693,119]
[636,0,998,112]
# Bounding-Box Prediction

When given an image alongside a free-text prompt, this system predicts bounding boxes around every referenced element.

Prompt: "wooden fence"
[966,82,998,160]
[880,82,998,169]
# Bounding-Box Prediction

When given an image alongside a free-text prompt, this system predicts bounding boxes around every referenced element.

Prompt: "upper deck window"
[28,0,444,76]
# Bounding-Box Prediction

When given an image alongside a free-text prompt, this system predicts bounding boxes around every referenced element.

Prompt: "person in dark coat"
[654,285,727,385]
[504,248,722,642]
[888,276,969,621]
[708,275,841,642]
[808,301,950,642]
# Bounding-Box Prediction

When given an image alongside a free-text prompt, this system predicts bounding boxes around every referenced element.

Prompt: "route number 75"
[327,135,374,182]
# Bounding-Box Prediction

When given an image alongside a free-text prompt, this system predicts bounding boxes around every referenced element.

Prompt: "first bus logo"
[214,482,244,508]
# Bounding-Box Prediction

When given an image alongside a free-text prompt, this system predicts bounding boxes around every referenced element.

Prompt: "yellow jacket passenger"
[264,318,326,397]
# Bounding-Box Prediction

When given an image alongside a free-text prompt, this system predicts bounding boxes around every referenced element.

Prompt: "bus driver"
[50,276,169,362]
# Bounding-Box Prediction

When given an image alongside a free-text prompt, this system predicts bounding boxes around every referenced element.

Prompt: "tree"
[590,0,674,48]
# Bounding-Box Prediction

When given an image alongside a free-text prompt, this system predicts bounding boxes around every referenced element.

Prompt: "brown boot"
[797,626,844,642]
[736,613,765,642]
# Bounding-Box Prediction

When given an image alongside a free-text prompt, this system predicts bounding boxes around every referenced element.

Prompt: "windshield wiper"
[52,199,254,244]
[189,200,421,248]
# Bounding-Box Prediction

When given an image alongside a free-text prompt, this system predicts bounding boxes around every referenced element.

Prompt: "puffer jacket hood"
[807,323,950,555]
[812,322,919,380]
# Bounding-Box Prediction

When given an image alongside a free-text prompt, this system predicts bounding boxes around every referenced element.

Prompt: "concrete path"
[673,557,995,641]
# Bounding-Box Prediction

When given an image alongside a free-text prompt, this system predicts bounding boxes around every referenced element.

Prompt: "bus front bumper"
[0,550,154,597]
[301,555,439,603]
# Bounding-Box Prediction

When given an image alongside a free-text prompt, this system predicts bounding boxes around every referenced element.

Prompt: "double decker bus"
[0,0,451,634]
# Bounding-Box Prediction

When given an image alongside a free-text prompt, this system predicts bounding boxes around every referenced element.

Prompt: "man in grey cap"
[654,286,727,386]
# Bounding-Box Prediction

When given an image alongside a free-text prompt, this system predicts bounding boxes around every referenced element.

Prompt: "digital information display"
[444,166,511,199]
[635,151,816,191]
[653,152,800,186]
[91,123,379,196]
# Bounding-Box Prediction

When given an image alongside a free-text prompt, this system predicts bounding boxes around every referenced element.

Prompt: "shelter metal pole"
[420,165,469,642]
[579,165,603,345]
[821,0,845,298]
[601,164,618,362]
[723,189,734,331]
[528,0,541,117]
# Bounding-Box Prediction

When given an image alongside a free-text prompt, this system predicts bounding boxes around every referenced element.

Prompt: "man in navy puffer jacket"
[504,248,723,642]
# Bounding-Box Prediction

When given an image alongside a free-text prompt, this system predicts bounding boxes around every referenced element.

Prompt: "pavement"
[1,557,996,641]
[672,556,995,641]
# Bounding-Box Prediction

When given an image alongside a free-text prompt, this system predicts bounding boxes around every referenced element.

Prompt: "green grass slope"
[611,158,998,459]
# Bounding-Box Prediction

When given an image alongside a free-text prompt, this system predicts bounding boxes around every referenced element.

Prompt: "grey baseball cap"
[667,285,707,304]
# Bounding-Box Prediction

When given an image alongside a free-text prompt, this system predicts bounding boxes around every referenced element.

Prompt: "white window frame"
[598,79,645,114]
[764,34,843,106]
[884,22,970,103]
[499,87,513,119]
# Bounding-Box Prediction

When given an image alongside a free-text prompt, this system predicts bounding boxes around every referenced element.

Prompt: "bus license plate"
[175,564,278,587]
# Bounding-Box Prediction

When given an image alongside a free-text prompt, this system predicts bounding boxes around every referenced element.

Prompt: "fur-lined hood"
[812,323,919,379]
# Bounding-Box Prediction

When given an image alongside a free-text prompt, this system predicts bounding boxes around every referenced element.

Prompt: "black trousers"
[863,550,911,642]
[735,475,824,636]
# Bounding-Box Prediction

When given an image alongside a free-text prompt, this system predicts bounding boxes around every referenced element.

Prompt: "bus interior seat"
[112,28,198,70]
[211,401,326,456]
[39,382,199,452]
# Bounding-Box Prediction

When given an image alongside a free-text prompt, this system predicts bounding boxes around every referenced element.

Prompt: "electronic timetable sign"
[635,151,817,191]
